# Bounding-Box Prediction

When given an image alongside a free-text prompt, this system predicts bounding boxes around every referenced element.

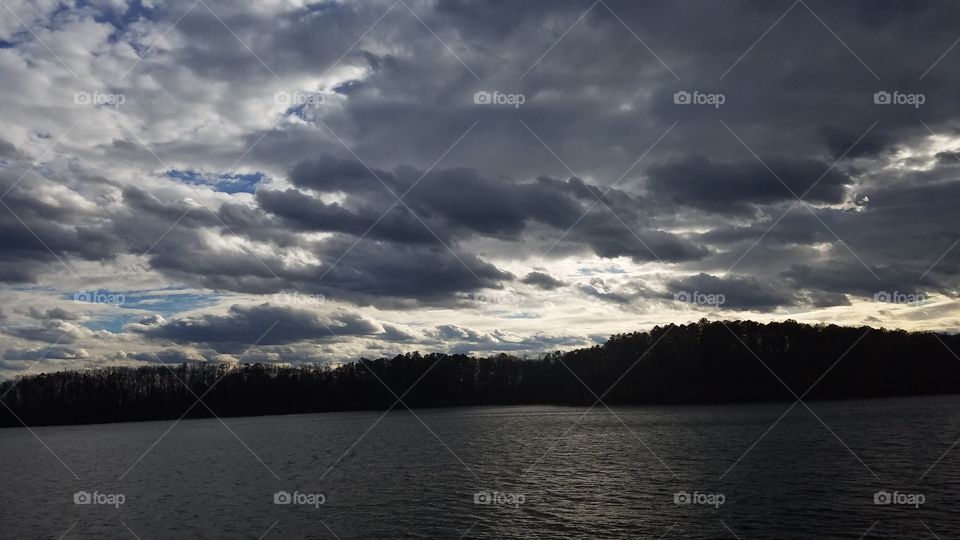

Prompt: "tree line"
[2,319,960,427]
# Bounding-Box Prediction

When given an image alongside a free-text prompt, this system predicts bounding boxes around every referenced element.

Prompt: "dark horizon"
[5,319,960,428]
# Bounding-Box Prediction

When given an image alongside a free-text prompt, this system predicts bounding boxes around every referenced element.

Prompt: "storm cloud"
[1,0,960,375]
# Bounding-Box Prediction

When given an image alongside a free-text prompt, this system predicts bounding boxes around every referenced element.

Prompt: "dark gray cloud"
[0,138,21,159]
[3,346,88,361]
[282,156,639,242]
[645,155,852,213]
[4,320,84,344]
[307,239,514,304]
[101,180,514,304]
[226,0,960,186]
[521,271,566,290]
[132,304,384,350]
[578,278,638,305]
[819,126,893,160]
[256,188,436,244]
[0,170,121,283]
[665,273,797,311]
[108,153,708,305]
[26,307,80,321]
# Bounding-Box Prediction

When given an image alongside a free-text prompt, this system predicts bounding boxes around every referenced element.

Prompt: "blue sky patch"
[577,265,626,276]
[77,0,153,28]
[117,290,222,316]
[166,169,264,194]
[83,312,140,334]
[72,290,222,333]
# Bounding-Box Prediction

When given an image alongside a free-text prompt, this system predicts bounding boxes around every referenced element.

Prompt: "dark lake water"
[2,395,960,539]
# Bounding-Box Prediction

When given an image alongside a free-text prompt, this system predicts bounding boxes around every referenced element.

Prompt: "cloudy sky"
[1,0,959,377]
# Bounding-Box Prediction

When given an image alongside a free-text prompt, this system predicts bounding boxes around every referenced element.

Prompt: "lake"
[1,395,959,538]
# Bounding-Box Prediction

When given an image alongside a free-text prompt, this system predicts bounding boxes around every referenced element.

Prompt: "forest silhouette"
[2,319,959,427]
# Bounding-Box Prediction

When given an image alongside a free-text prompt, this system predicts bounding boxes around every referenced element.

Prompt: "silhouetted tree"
[2,320,959,427]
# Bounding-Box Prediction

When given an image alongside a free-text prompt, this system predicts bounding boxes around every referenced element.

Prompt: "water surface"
[2,396,959,538]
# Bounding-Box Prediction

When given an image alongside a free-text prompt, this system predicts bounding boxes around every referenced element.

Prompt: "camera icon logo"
[474,491,492,505]
[673,491,691,504]
[673,91,691,105]
[673,291,690,303]
[74,491,92,505]
[73,92,91,105]
[274,490,292,505]
[873,291,891,303]
[473,91,491,105]
[874,490,891,505]
[873,91,891,105]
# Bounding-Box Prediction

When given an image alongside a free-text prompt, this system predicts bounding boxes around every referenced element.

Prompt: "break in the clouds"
[1,0,960,376]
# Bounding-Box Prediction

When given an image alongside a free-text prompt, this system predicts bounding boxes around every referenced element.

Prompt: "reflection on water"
[1,395,959,538]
